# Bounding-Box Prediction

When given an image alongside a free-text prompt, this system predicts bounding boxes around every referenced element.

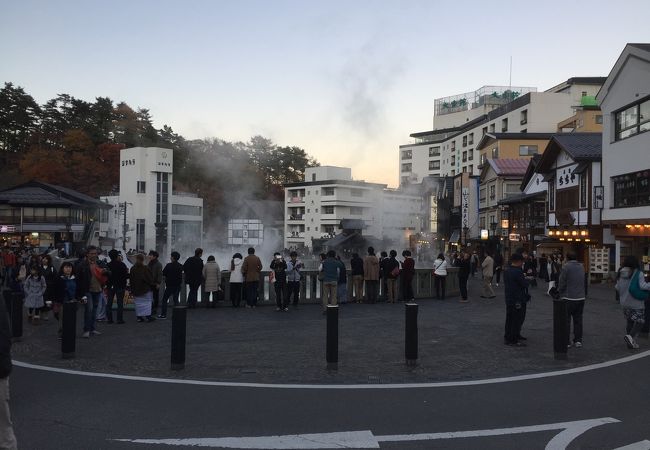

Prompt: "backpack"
[629,270,650,301]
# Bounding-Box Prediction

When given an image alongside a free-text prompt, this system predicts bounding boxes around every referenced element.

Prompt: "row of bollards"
[325,302,419,370]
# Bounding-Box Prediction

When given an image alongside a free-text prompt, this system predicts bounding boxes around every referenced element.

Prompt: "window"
[581,91,587,97]
[479,216,486,229]
[612,169,650,208]
[156,172,169,224]
[429,160,440,170]
[172,204,202,216]
[462,151,467,162]
[490,123,495,133]
[482,126,488,136]
[595,114,603,124]
[468,133,474,145]
[428,146,440,157]
[519,145,538,156]
[580,173,588,209]
[615,98,650,140]
[501,118,508,132]
[136,219,145,251]
[350,188,363,197]
[451,156,456,165]
[491,147,499,159]
[311,174,316,181]
[468,150,473,161]
[401,150,412,160]
[468,164,473,173]
[402,163,412,172]
[322,187,335,196]
[462,136,467,147]
[314,227,319,232]
[350,207,363,215]
[401,176,409,185]
[520,109,528,125]
[451,141,456,151]
[323,206,334,214]
[480,154,486,166]
[489,185,496,200]
[137,181,146,193]
[549,180,555,211]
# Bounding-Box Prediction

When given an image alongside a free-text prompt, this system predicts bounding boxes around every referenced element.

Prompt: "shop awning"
[449,230,460,244]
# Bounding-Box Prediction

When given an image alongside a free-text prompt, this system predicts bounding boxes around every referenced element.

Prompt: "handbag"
[431,261,443,277]
[629,270,650,301]
[390,266,400,278]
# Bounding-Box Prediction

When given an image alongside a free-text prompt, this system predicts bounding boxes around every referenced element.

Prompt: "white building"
[99,147,203,255]
[399,78,606,186]
[597,43,650,269]
[284,166,421,250]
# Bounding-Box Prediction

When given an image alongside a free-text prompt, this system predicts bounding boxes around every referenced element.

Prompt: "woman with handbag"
[432,253,448,300]
[615,256,650,349]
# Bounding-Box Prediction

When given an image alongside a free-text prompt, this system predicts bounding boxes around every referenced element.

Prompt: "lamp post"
[462,226,469,249]
[490,218,498,253]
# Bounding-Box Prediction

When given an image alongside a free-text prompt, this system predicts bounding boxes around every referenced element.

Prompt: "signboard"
[593,186,604,209]
[556,164,579,190]
[480,229,489,240]
[509,233,521,241]
[0,225,16,233]
[589,247,609,274]
[461,187,469,229]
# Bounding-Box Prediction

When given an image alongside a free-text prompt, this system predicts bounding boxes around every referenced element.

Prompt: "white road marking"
[614,441,650,450]
[113,417,619,449]
[12,350,650,389]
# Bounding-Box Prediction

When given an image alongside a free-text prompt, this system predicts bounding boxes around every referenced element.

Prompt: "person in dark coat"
[0,290,17,449]
[270,252,288,311]
[106,249,129,324]
[183,248,204,309]
[503,253,530,346]
[41,254,58,321]
[350,253,364,303]
[457,251,471,303]
[159,251,183,319]
[538,253,549,282]
[400,250,415,302]
[147,250,163,313]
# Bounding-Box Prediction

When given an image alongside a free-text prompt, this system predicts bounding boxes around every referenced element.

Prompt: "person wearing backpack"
[615,256,650,350]
[557,253,586,348]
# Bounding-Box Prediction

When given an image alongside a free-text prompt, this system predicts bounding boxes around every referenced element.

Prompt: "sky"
[2,0,649,187]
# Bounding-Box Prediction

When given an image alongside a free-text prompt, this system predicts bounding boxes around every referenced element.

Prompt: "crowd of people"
[1,243,649,351]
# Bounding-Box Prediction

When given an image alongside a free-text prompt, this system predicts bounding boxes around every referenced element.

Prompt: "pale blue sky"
[2,0,648,186]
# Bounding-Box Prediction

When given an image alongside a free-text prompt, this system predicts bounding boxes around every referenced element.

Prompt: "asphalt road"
[11,352,650,449]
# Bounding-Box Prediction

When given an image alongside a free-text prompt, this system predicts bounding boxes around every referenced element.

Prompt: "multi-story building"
[476,133,554,167]
[100,147,203,256]
[557,95,604,133]
[597,43,650,270]
[283,166,421,250]
[399,78,606,186]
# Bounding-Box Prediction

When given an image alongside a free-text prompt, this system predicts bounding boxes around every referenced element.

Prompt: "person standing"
[493,252,504,287]
[503,253,530,346]
[183,248,204,309]
[0,293,17,449]
[129,254,156,322]
[615,256,650,350]
[557,253,586,348]
[158,251,183,319]
[285,251,302,308]
[202,255,222,308]
[470,251,479,278]
[480,251,496,298]
[270,252,288,311]
[336,255,348,304]
[106,249,128,324]
[350,253,364,303]
[241,247,262,308]
[457,251,471,303]
[401,250,415,302]
[75,246,107,338]
[538,253,549,282]
[320,250,340,313]
[40,255,57,321]
[384,250,400,303]
[432,253,448,300]
[24,266,46,324]
[363,247,380,304]
[148,250,163,313]
[379,251,389,301]
[228,253,244,308]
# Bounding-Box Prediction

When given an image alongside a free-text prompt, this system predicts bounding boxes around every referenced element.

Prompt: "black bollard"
[171,306,187,370]
[61,301,77,359]
[405,303,418,366]
[9,292,23,341]
[553,299,569,360]
[326,305,338,369]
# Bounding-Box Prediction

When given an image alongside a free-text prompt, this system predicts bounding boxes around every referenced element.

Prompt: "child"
[55,262,77,338]
[24,266,46,324]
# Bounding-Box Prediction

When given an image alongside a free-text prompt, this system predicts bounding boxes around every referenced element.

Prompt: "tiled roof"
[629,43,650,53]
[551,133,602,160]
[488,158,530,176]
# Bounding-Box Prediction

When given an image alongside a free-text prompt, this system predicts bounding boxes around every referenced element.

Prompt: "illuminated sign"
[0,225,16,233]
[509,233,521,241]
[480,229,489,240]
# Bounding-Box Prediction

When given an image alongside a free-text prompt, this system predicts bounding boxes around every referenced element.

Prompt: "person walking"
[538,253,549,282]
[147,250,163,313]
[24,266,46,324]
[615,256,650,350]
[503,253,530,346]
[130,254,156,323]
[363,247,380,304]
[432,253,448,300]
[75,246,107,338]
[0,293,17,450]
[400,250,415,302]
[228,253,244,308]
[106,249,129,324]
[557,253,586,348]
[384,250,400,303]
[350,253,364,303]
[320,250,340,313]
[457,251,471,303]
[241,247,262,308]
[285,251,302,308]
[270,252,288,311]
[470,251,479,278]
[202,255,222,308]
[493,252,504,287]
[480,251,496,298]
[158,251,183,319]
[183,248,204,309]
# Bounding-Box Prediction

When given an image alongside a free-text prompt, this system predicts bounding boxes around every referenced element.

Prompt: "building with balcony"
[283,166,421,251]
[475,132,554,168]
[100,147,203,256]
[398,78,606,186]
[0,180,111,253]
[227,200,283,248]
[597,43,650,270]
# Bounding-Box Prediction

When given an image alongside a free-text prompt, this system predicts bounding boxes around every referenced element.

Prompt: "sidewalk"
[9,277,637,384]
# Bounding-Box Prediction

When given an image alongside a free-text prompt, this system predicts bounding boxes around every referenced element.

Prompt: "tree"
[0,82,41,155]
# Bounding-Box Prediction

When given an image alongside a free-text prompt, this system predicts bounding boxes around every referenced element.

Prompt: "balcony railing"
[288,197,305,203]
[288,214,304,221]
[286,231,305,238]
